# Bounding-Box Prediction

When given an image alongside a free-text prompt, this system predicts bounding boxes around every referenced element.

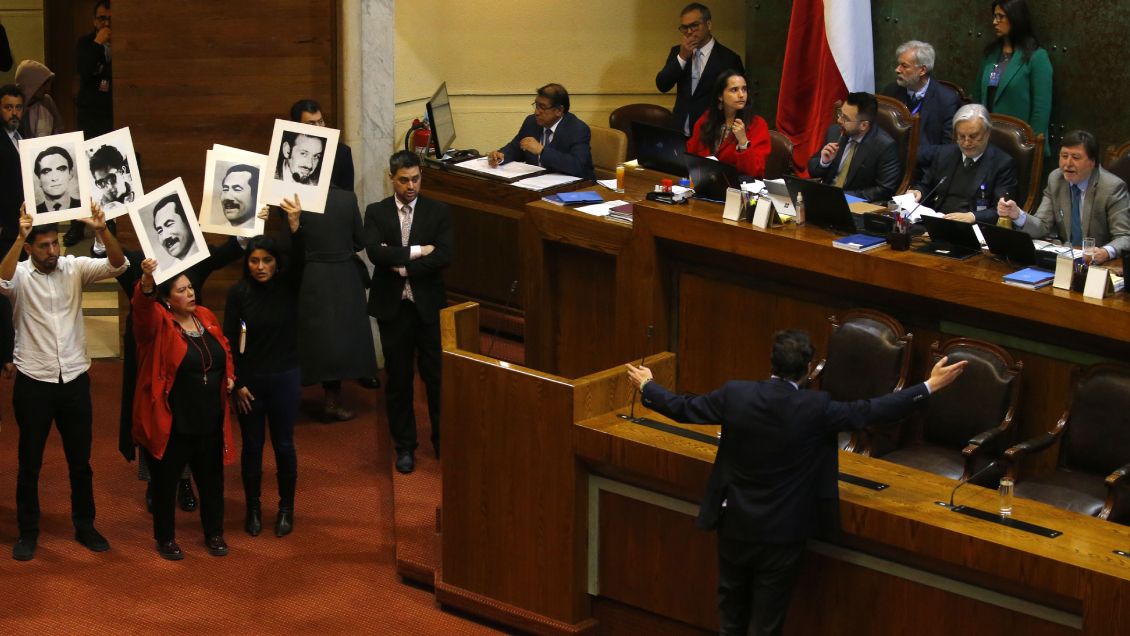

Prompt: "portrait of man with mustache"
[150,193,196,261]
[274,132,325,186]
[219,163,258,228]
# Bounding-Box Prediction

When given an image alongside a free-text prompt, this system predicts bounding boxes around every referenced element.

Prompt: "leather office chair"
[589,125,628,181]
[1004,363,1130,523]
[1103,141,1130,187]
[990,114,1045,212]
[879,338,1022,483]
[936,79,973,105]
[873,95,920,196]
[609,104,673,161]
[806,310,913,453]
[765,130,795,180]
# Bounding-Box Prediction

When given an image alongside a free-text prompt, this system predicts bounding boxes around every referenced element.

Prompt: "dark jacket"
[808,124,902,202]
[498,112,595,182]
[364,194,453,325]
[332,142,354,192]
[642,378,931,544]
[655,39,745,133]
[0,133,22,241]
[914,143,1018,224]
[75,31,112,114]
[881,79,962,177]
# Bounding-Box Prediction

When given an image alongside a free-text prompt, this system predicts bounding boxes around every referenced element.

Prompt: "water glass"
[999,477,1015,517]
[1083,237,1097,264]
[887,200,900,216]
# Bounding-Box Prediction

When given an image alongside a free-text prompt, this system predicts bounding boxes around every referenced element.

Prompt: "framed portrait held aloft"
[127,178,209,284]
[19,131,93,224]
[198,148,268,237]
[264,119,339,214]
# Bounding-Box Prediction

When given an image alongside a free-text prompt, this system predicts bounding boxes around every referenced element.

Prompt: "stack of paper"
[511,173,583,191]
[455,157,545,179]
[576,200,630,217]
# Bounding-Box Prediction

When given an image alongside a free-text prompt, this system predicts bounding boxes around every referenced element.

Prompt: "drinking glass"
[1083,237,1097,264]
[887,200,900,216]
[999,477,1015,517]
[615,163,626,193]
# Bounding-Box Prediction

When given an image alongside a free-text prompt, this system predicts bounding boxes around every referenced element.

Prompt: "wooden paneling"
[547,242,617,378]
[598,491,719,631]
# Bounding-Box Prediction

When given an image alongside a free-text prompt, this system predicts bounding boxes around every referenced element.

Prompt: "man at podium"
[626,330,966,636]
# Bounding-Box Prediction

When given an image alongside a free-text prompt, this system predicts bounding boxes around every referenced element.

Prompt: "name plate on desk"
[722,187,749,222]
[1084,265,1118,299]
[751,195,783,229]
[1052,256,1075,290]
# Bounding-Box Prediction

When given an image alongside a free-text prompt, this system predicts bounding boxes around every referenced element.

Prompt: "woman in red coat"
[133,258,236,561]
[686,70,771,180]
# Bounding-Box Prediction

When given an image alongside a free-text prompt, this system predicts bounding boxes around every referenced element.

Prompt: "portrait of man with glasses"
[88,143,135,211]
[655,3,745,136]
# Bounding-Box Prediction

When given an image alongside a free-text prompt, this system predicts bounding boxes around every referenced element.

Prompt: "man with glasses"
[656,3,745,136]
[89,144,134,211]
[880,41,962,181]
[908,103,1016,224]
[808,92,901,203]
[69,0,114,247]
[487,83,595,182]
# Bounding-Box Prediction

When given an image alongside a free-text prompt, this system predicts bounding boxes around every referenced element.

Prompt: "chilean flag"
[775,0,875,177]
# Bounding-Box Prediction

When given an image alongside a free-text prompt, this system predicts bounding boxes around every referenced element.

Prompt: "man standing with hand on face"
[1,201,128,561]
[365,151,453,475]
[656,3,745,136]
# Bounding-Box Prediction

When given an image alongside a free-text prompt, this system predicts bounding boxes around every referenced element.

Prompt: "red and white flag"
[775,0,875,177]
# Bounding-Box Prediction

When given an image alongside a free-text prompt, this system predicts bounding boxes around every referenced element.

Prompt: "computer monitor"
[425,82,457,157]
[685,154,740,202]
[631,121,689,178]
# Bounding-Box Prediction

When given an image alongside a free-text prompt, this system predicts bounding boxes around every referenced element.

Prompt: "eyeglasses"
[678,21,704,33]
[532,101,555,112]
[94,172,120,190]
[992,13,1007,22]
[956,131,987,143]
[95,15,111,23]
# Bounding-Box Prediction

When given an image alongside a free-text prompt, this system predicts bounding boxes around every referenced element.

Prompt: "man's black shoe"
[12,538,36,561]
[177,477,198,512]
[357,376,381,390]
[62,222,85,247]
[395,452,415,474]
[75,526,111,552]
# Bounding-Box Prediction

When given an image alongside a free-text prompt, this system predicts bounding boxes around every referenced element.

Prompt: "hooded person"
[15,60,64,139]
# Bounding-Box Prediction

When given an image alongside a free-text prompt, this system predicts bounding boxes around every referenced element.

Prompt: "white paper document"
[740,180,766,194]
[456,157,546,179]
[511,173,582,191]
[576,200,630,217]
[597,179,619,190]
[1034,240,1083,259]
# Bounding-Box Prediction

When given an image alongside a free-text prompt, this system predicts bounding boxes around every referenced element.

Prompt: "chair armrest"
[1106,462,1130,488]
[1004,432,1059,460]
[806,359,826,389]
[967,426,1008,450]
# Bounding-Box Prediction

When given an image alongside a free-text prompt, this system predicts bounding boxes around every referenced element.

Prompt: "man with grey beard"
[881,40,962,180]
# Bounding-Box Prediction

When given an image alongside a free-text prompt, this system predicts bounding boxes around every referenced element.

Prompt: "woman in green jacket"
[971,0,1052,155]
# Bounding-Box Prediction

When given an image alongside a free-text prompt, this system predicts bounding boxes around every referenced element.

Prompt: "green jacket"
[972,44,1053,155]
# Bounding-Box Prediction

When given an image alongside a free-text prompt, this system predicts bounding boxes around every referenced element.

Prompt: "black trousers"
[377,299,441,455]
[145,429,225,543]
[0,237,16,365]
[717,534,806,636]
[77,110,113,140]
[13,371,95,540]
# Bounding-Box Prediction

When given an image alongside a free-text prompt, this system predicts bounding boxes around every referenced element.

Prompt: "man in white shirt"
[1,202,128,561]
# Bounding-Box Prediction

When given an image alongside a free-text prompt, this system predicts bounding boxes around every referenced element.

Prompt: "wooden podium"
[437,301,675,635]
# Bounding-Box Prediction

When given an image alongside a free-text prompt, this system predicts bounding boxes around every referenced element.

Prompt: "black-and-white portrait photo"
[198,148,267,237]
[84,128,144,220]
[264,119,339,213]
[20,131,92,223]
[127,178,209,283]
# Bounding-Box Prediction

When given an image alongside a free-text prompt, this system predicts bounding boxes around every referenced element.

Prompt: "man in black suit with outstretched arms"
[365,151,453,475]
[656,3,745,135]
[626,330,966,636]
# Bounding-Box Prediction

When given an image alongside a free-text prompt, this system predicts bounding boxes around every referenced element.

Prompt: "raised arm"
[131,258,161,346]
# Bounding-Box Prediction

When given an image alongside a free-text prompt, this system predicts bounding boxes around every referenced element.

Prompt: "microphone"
[486,280,518,359]
[948,460,1001,508]
[905,176,947,219]
[627,326,655,422]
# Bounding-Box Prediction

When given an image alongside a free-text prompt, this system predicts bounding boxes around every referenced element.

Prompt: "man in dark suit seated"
[365,151,453,475]
[626,330,966,636]
[487,83,594,182]
[655,3,745,135]
[880,40,962,181]
[907,103,1017,224]
[998,130,1130,264]
[807,92,901,202]
[289,99,355,192]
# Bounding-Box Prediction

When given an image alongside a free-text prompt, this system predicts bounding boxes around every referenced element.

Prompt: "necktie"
[400,205,415,302]
[833,141,855,189]
[691,49,703,95]
[964,157,974,169]
[53,202,62,211]
[907,94,921,112]
[1070,184,1083,248]
[539,128,551,166]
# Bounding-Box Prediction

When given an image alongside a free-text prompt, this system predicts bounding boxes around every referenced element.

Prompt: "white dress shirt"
[676,36,715,70]
[7,129,20,150]
[0,254,129,383]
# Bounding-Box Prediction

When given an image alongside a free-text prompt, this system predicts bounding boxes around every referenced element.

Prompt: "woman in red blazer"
[687,70,771,180]
[133,258,236,561]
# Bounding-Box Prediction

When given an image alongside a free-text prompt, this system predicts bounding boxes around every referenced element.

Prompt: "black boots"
[276,473,296,537]
[242,472,262,537]
[177,477,198,512]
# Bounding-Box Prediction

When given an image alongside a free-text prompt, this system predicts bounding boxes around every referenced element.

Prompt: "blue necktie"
[1070,184,1083,248]
[691,49,703,94]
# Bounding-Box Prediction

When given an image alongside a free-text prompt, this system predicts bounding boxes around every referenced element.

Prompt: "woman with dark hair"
[971,0,1052,154]
[224,202,303,537]
[133,260,236,560]
[686,70,771,179]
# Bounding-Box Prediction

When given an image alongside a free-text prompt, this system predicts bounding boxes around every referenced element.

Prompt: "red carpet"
[0,359,514,635]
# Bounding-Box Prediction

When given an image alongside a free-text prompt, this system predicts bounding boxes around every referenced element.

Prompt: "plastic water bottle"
[795,192,806,227]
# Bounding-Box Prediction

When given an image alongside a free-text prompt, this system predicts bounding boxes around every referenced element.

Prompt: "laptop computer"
[685,154,741,202]
[977,222,1061,270]
[914,215,983,260]
[631,121,690,178]
[783,176,864,234]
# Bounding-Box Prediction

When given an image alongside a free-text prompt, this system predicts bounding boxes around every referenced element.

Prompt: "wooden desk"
[421,165,587,312]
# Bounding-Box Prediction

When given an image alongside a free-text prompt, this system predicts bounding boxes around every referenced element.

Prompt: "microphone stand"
[624,326,654,423]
